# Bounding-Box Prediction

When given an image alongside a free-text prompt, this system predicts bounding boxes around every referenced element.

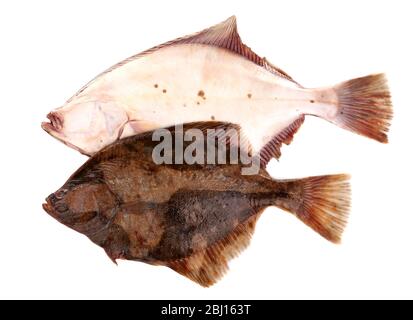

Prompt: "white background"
[1,0,412,299]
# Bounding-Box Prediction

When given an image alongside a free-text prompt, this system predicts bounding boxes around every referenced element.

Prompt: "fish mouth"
[42,112,64,133]
[41,113,90,156]
[42,199,56,218]
[43,193,67,220]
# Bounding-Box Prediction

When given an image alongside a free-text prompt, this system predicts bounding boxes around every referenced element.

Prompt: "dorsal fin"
[69,16,300,102]
[166,213,261,287]
[136,16,299,85]
[260,115,305,166]
[262,57,301,86]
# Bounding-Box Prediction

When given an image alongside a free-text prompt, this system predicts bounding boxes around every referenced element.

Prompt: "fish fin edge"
[282,174,351,244]
[166,213,261,287]
[160,121,254,164]
[259,115,305,166]
[89,121,255,168]
[332,73,393,143]
[67,16,300,103]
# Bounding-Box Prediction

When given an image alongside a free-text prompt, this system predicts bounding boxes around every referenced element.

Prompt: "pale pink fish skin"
[42,16,392,157]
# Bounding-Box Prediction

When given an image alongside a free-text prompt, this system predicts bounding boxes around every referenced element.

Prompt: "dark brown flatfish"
[43,122,350,287]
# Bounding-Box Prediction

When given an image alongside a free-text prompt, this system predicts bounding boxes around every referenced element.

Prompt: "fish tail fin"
[332,73,393,143]
[276,174,351,243]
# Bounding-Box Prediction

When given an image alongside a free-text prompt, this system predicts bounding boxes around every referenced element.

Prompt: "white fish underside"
[43,16,391,158]
[69,43,336,154]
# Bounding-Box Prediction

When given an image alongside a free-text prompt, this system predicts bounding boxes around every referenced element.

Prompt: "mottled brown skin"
[43,123,349,286]
[44,125,290,253]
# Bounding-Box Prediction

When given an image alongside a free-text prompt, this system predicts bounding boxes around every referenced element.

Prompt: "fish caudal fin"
[333,73,393,143]
[278,174,351,243]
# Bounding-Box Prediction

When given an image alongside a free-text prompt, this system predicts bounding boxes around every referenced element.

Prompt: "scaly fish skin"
[43,123,350,286]
[42,16,392,162]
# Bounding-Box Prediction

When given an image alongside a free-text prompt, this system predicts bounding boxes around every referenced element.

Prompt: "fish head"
[42,178,118,235]
[42,100,128,155]
[43,179,130,262]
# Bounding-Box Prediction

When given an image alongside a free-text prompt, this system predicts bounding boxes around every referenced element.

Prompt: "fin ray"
[68,16,299,102]
[332,73,393,143]
[260,115,305,166]
[166,213,261,287]
[278,174,351,243]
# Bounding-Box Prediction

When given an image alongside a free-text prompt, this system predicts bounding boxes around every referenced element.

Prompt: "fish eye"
[55,203,69,213]
[55,189,68,199]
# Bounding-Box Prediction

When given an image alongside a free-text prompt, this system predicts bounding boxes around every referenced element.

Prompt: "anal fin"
[166,213,261,287]
[260,115,305,166]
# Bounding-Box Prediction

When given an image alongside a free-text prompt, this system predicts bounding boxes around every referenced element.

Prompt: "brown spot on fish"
[196,101,200,105]
[211,115,215,120]
[310,99,315,103]
[154,84,158,88]
[198,90,206,100]
[247,93,252,99]
[163,89,167,93]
